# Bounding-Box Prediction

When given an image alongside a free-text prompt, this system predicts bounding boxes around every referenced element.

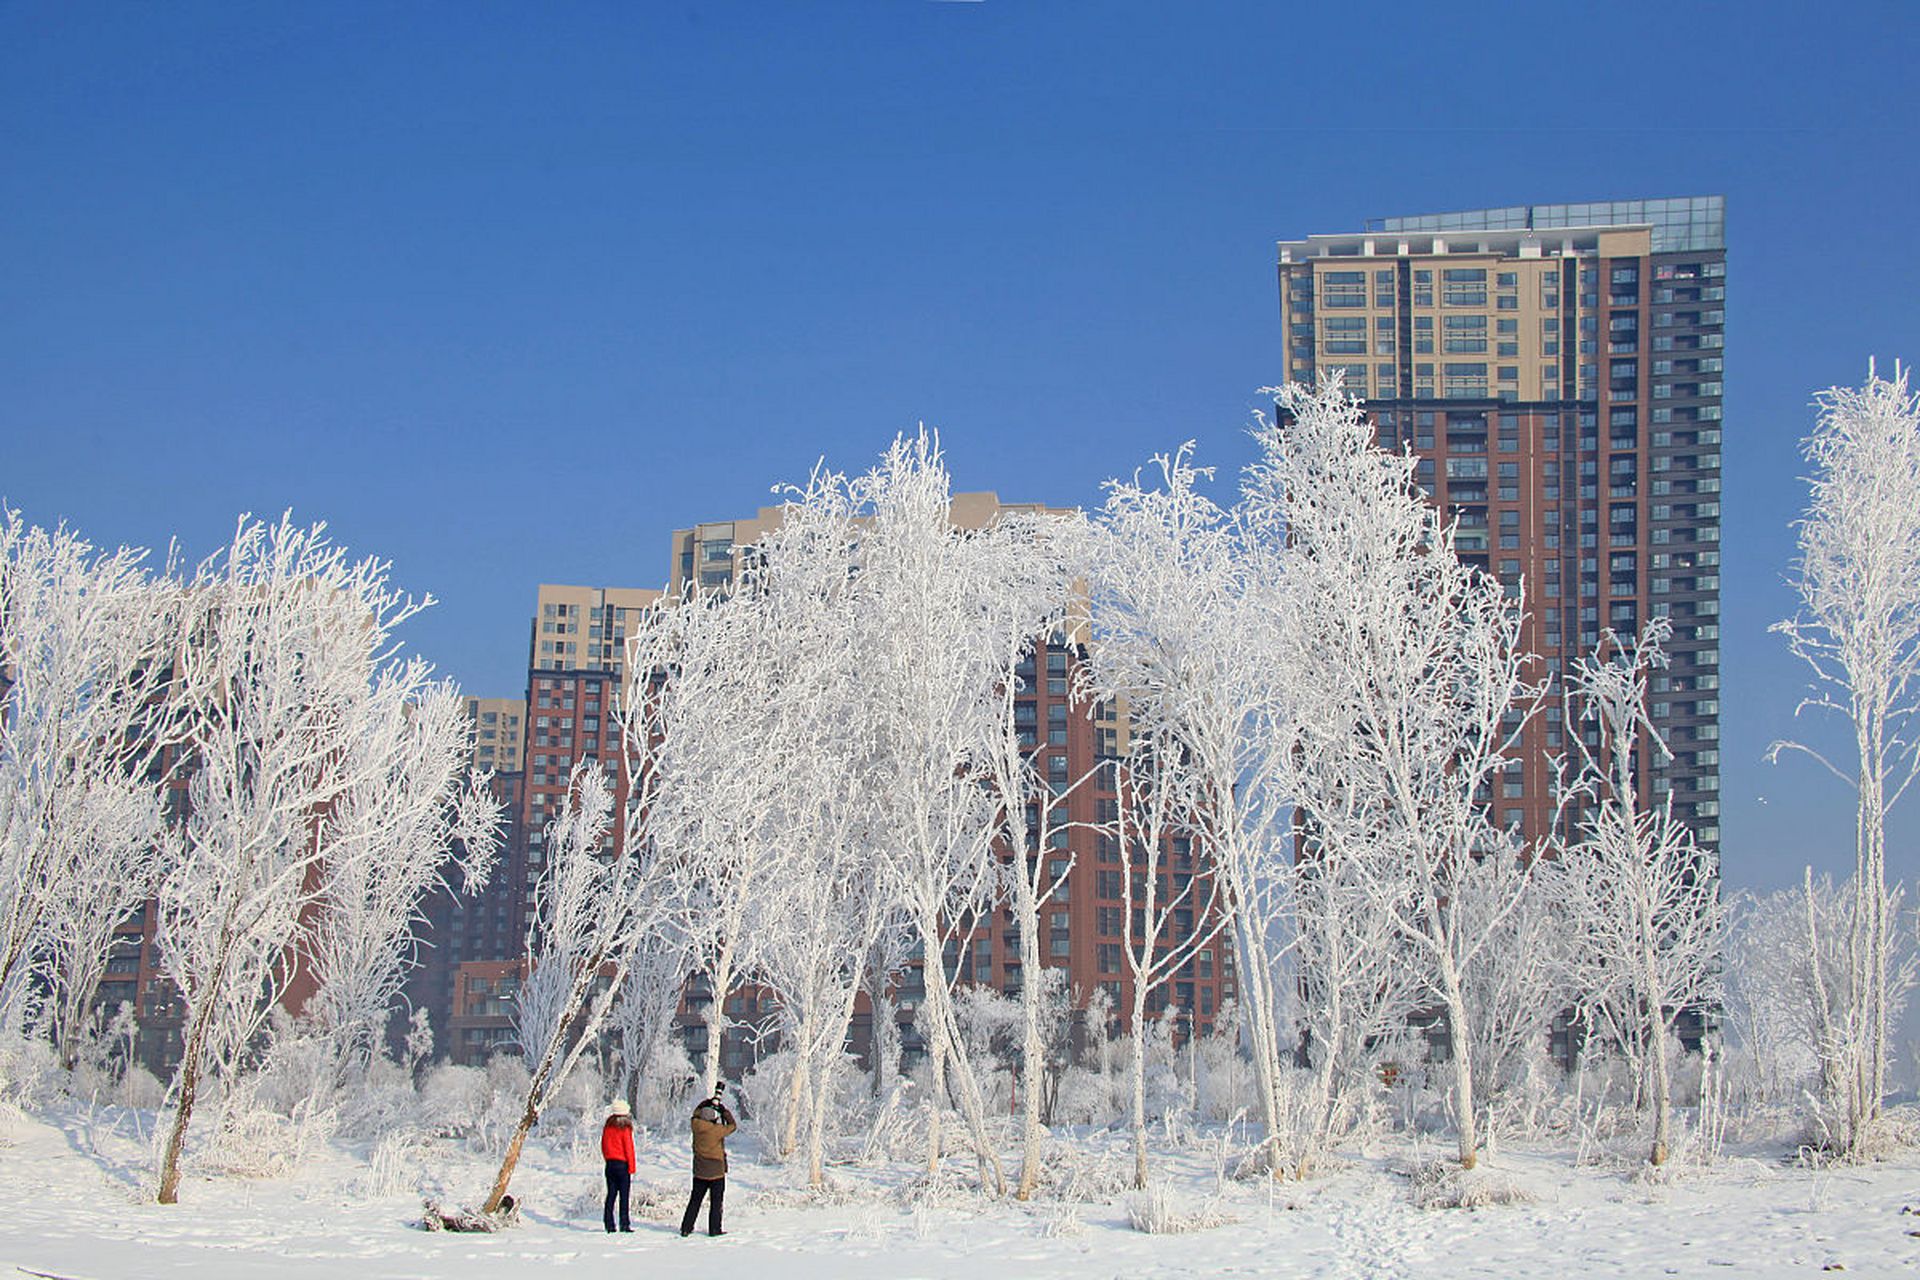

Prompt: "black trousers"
[603,1159,631,1232]
[680,1176,724,1236]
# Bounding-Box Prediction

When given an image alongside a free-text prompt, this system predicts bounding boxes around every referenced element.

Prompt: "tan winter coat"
[690,1102,736,1180]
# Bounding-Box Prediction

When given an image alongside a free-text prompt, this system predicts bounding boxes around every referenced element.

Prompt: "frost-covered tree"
[301,677,501,1078]
[1252,380,1542,1170]
[1085,444,1298,1174]
[637,588,787,1099]
[1769,365,1920,1150]
[1283,820,1426,1170]
[970,506,1092,1199]
[606,928,693,1113]
[859,910,915,1100]
[35,781,174,1072]
[854,432,1019,1192]
[1722,886,1830,1104]
[0,512,192,1046]
[1106,733,1229,1187]
[491,764,619,1210]
[154,515,444,1204]
[1557,622,1726,1165]
[486,746,675,1213]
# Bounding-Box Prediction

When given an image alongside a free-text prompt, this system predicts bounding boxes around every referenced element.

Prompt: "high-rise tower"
[1276,199,1724,886]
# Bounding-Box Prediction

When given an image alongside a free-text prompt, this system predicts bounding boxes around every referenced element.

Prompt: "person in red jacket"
[601,1099,637,1233]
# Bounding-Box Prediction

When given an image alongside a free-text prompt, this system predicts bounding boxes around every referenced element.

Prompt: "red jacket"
[601,1118,636,1171]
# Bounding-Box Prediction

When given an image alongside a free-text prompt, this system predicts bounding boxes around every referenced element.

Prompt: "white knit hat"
[609,1099,632,1117]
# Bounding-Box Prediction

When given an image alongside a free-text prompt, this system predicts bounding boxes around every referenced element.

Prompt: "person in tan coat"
[679,1086,737,1237]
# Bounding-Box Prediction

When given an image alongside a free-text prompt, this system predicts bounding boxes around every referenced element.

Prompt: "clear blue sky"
[4,2,1917,894]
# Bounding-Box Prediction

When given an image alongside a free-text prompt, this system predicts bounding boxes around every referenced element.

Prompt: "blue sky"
[4,2,1917,894]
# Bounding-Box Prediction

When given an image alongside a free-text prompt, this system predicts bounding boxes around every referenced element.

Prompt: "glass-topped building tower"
[1276,199,1724,921]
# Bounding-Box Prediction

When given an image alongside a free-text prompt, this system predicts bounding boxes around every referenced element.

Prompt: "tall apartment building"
[464,696,525,775]
[1275,198,1724,902]
[404,699,527,1058]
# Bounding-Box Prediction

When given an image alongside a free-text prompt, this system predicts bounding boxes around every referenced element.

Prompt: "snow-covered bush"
[359,1125,433,1198]
[1124,1182,1236,1233]
[0,1030,62,1108]
[469,1056,533,1156]
[1049,1061,1121,1128]
[1401,1158,1538,1210]
[633,1037,698,1128]
[416,1062,489,1139]
[192,1082,336,1180]
[1027,1138,1132,1203]
[739,1046,798,1147]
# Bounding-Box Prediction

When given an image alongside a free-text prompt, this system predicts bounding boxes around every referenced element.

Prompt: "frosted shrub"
[1402,1158,1538,1210]
[118,1064,166,1111]
[335,1056,429,1141]
[538,1058,603,1136]
[634,1039,697,1127]
[359,1126,431,1198]
[1050,1063,1120,1128]
[0,1030,60,1107]
[1124,1182,1235,1233]
[416,1062,489,1139]
[857,1079,924,1165]
[468,1056,532,1156]
[740,1047,798,1148]
[1030,1138,1131,1203]
[1483,1051,1572,1143]
[1040,1201,1086,1237]
[195,1086,335,1179]
[1191,1014,1255,1125]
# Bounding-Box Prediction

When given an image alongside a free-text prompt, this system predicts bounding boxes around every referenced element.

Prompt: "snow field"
[3,1103,1916,1280]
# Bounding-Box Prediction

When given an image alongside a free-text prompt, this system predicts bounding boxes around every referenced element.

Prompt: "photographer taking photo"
[679,1082,737,1238]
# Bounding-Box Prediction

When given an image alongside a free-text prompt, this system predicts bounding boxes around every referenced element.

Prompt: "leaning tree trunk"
[482,1009,568,1213]
[484,945,630,1214]
[157,903,245,1205]
[155,1003,214,1204]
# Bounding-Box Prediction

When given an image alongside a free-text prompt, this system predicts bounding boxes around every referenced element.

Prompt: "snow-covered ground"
[4,1104,1917,1279]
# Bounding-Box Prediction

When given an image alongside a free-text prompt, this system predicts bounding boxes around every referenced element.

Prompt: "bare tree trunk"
[782,1040,810,1159]
[154,1041,204,1204]
[700,943,736,1098]
[1640,880,1672,1166]
[1230,906,1285,1175]
[1648,1024,1672,1166]
[1014,873,1046,1200]
[157,915,241,1205]
[483,1095,540,1214]
[1858,709,1889,1135]
[1130,981,1151,1189]
[484,1026,566,1214]
[1439,961,1478,1170]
